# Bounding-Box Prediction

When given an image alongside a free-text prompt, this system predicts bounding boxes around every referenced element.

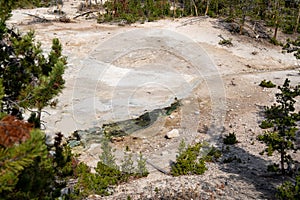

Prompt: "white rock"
[165,129,180,139]
[169,114,175,119]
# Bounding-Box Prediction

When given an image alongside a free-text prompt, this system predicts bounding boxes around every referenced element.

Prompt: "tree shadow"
[216,143,290,199]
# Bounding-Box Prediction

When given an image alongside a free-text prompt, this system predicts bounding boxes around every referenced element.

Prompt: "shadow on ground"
[216,143,291,199]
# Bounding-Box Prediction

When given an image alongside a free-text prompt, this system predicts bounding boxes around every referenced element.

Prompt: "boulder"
[165,129,180,139]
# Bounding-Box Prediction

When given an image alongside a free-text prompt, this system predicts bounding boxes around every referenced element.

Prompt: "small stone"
[194,111,200,115]
[184,100,191,104]
[111,136,124,143]
[165,129,180,139]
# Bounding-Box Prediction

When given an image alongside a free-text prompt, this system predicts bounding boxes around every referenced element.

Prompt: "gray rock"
[68,140,81,148]
[45,134,55,146]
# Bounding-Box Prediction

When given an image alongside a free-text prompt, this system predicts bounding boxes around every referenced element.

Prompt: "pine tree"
[99,136,118,169]
[0,1,66,127]
[136,152,148,177]
[258,79,300,175]
[0,1,72,198]
[0,30,66,127]
[295,5,300,33]
[121,148,134,174]
[0,129,47,193]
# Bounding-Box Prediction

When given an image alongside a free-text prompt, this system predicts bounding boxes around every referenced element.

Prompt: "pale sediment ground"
[8,1,300,199]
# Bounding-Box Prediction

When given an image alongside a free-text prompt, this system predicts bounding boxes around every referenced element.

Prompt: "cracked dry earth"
[8,1,300,199]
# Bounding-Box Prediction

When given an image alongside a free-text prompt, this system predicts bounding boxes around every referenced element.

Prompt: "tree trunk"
[37,108,42,129]
[229,2,234,20]
[294,6,300,33]
[273,0,279,40]
[205,0,210,16]
[273,20,279,40]
[280,127,286,175]
[173,0,176,18]
[240,14,246,35]
[215,0,219,15]
[281,142,285,175]
[191,0,198,16]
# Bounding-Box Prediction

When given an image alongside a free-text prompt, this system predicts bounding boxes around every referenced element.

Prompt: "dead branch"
[73,10,98,19]
[23,13,50,22]
[146,160,170,175]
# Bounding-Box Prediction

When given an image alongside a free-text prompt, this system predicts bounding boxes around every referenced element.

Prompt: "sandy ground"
[8,1,300,199]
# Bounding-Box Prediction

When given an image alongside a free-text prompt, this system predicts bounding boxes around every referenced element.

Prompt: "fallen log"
[23,13,50,22]
[73,10,98,19]
[146,160,170,175]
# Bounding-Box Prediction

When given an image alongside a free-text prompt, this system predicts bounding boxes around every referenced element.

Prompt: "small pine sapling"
[121,147,134,175]
[223,132,238,145]
[99,136,118,170]
[136,152,148,177]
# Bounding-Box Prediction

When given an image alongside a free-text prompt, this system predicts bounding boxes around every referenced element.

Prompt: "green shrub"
[270,38,282,46]
[260,120,274,129]
[267,163,279,173]
[71,138,149,199]
[218,38,233,46]
[171,143,207,176]
[1,131,79,199]
[282,23,295,34]
[276,176,300,200]
[223,132,238,145]
[204,146,222,162]
[259,80,276,88]
[72,160,148,198]
[207,10,217,18]
[72,162,127,198]
[98,0,171,24]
